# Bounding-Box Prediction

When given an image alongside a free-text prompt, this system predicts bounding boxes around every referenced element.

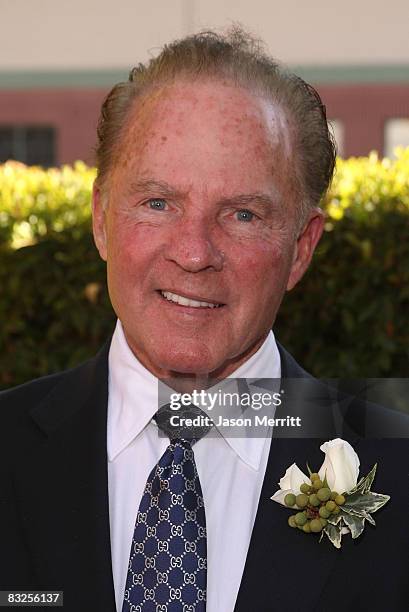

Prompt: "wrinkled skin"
[92,79,324,381]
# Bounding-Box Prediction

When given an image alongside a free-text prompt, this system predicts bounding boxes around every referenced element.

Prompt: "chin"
[160,355,218,377]
[154,342,222,377]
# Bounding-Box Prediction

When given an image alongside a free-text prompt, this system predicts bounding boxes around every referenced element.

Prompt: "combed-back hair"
[95,26,336,219]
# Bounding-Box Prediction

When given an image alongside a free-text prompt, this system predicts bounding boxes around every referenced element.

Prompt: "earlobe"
[286,209,325,291]
[92,183,108,262]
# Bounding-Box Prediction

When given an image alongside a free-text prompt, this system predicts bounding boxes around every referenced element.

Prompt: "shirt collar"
[107,320,159,461]
[222,332,281,470]
[107,320,281,469]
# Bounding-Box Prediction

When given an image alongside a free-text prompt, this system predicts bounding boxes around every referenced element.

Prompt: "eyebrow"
[128,179,187,199]
[128,178,278,213]
[218,193,277,214]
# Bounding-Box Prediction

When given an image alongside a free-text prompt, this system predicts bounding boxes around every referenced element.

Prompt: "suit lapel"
[14,340,116,611]
[234,345,348,611]
[234,436,342,611]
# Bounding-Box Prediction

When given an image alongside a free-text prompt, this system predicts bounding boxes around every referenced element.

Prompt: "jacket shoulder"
[0,339,111,426]
[1,359,89,411]
[1,368,71,406]
[277,342,409,438]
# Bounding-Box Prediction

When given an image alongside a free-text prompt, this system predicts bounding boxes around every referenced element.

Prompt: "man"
[1,28,408,612]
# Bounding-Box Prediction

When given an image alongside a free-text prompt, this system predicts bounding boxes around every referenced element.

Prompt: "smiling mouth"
[159,290,224,309]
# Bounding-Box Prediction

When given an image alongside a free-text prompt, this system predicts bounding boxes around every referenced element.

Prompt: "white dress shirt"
[107,320,281,612]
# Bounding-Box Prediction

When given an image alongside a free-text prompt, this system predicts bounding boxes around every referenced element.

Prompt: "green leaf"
[344,491,390,515]
[327,512,343,526]
[341,505,366,518]
[342,505,376,526]
[342,513,365,539]
[362,511,376,526]
[347,464,377,496]
[322,522,343,549]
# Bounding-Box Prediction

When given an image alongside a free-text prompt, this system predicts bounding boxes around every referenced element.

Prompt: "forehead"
[112,79,294,197]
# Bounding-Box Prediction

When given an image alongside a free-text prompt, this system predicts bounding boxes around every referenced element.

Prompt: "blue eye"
[236,209,254,222]
[148,198,167,210]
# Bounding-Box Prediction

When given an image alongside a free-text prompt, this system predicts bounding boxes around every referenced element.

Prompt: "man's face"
[93,79,324,378]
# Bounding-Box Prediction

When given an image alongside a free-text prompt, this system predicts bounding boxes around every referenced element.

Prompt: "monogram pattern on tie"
[122,437,207,612]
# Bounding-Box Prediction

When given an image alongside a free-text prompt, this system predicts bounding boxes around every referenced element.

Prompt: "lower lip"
[157,291,225,315]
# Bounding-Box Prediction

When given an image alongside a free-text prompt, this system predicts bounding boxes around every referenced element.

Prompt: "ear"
[92,182,108,262]
[286,208,325,291]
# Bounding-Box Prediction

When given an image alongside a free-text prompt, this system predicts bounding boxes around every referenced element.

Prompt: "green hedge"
[276,151,409,377]
[1,151,408,389]
[0,162,114,388]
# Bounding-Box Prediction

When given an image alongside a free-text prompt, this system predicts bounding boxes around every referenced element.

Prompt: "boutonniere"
[270,438,390,548]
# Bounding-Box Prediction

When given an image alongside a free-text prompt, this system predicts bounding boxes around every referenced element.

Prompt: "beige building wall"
[1,0,408,162]
[1,0,409,70]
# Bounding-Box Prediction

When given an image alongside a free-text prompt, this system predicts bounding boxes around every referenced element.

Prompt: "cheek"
[106,212,160,266]
[229,241,294,324]
[231,237,291,285]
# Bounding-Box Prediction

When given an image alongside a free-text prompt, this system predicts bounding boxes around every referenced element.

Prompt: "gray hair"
[95,26,337,221]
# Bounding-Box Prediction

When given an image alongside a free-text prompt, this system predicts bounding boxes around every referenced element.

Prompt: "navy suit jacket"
[1,340,408,611]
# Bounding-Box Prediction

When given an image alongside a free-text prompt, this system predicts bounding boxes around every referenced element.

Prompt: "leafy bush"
[0,161,115,388]
[1,150,408,388]
[0,161,94,247]
[276,148,409,377]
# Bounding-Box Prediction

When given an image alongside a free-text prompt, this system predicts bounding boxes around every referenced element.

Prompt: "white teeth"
[161,291,221,308]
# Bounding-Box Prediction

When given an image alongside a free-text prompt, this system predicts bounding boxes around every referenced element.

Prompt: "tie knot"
[154,402,213,444]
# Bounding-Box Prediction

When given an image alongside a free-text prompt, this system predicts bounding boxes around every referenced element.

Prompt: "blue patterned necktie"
[122,403,211,612]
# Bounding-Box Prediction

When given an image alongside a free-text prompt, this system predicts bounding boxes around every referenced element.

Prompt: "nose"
[165,216,224,273]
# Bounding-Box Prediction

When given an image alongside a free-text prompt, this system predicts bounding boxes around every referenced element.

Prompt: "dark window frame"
[0,125,56,167]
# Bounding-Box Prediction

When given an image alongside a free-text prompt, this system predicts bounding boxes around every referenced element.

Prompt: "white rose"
[318,438,360,494]
[270,463,311,505]
[271,438,360,506]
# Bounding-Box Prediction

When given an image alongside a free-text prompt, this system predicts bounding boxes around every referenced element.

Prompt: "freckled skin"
[92,79,324,380]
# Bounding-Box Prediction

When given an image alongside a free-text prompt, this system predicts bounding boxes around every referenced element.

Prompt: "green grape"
[296,493,308,508]
[319,506,330,519]
[309,494,320,507]
[284,493,296,507]
[288,515,297,528]
[310,519,323,533]
[317,487,331,502]
[295,512,307,526]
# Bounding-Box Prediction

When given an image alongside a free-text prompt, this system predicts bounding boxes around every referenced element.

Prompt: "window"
[0,126,56,167]
[384,118,409,158]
